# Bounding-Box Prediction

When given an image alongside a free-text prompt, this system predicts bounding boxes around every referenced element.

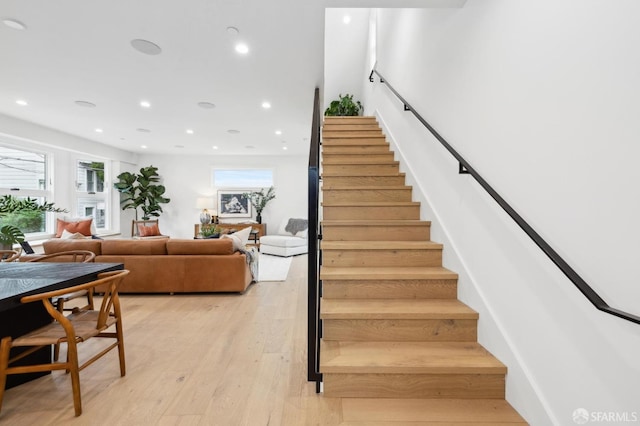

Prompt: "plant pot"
[256,214,262,224]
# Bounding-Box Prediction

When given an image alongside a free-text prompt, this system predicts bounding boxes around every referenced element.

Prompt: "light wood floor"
[1,255,345,425]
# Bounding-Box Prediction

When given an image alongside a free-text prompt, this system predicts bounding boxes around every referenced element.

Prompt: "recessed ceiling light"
[212,146,219,150]
[261,101,271,109]
[235,43,249,54]
[197,101,216,109]
[227,129,240,134]
[75,100,96,108]
[131,39,162,55]
[226,26,239,36]
[282,146,288,150]
[15,99,27,106]
[95,128,103,133]
[186,129,194,134]
[343,15,351,24]
[245,145,255,149]
[137,128,151,133]
[275,130,282,135]
[140,100,151,108]
[141,145,148,149]
[3,19,27,30]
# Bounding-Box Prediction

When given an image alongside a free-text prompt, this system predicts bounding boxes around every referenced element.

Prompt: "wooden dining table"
[0,262,123,389]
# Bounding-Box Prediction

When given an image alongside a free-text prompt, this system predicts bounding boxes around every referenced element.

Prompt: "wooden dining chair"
[0,269,129,417]
[0,250,20,262]
[27,250,97,360]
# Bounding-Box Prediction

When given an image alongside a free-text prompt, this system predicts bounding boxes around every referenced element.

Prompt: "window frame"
[74,158,110,233]
[212,168,274,189]
[0,142,55,239]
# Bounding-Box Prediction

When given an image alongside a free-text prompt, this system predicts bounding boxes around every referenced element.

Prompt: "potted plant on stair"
[0,195,68,250]
[324,93,363,116]
[244,186,276,224]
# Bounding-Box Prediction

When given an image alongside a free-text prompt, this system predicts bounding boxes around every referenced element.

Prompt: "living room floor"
[1,254,344,425]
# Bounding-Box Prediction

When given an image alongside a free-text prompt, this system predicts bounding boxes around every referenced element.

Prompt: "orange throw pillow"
[138,223,161,237]
[55,218,93,237]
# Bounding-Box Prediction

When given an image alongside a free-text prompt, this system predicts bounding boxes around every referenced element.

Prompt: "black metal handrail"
[307,87,323,390]
[369,68,640,325]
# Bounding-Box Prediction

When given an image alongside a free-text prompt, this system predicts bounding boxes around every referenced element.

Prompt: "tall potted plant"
[244,186,276,224]
[0,195,68,249]
[114,166,171,220]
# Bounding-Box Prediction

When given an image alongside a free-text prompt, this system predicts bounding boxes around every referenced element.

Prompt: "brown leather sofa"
[32,238,253,293]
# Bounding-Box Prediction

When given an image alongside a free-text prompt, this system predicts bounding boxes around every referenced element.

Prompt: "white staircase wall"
[355,3,640,425]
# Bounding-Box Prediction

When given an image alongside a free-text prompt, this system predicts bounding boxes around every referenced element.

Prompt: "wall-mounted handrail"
[369,68,640,325]
[307,87,323,390]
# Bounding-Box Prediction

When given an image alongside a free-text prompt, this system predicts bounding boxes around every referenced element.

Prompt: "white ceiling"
[0,0,465,157]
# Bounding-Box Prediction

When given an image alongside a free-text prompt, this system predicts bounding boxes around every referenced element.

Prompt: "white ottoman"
[259,235,308,257]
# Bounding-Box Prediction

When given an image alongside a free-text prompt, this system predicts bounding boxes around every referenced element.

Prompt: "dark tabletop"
[0,262,123,311]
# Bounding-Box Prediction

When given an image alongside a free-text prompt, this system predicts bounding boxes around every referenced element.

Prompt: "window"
[0,145,47,191]
[75,160,108,231]
[0,145,52,237]
[213,169,273,188]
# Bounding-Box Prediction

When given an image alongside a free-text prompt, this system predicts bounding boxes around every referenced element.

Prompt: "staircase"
[319,116,527,424]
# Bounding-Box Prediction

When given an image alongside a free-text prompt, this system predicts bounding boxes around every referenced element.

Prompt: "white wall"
[134,153,308,239]
[324,9,371,111]
[0,114,308,240]
[0,113,137,235]
[358,2,640,425]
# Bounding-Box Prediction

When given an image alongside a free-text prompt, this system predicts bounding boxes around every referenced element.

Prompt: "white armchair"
[259,218,308,257]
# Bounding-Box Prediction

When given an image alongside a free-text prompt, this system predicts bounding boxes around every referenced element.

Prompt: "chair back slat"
[0,250,20,262]
[94,271,126,329]
[27,250,96,263]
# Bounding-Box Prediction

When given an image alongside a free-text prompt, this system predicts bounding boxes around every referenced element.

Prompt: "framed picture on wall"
[218,190,252,218]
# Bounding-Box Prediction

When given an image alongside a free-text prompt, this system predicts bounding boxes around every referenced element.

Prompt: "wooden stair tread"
[322,159,398,165]
[322,172,405,177]
[322,219,430,227]
[321,241,442,250]
[322,201,420,207]
[320,266,458,280]
[341,398,527,424]
[322,185,410,190]
[321,299,478,319]
[323,131,384,136]
[322,140,389,148]
[323,124,381,130]
[320,341,506,374]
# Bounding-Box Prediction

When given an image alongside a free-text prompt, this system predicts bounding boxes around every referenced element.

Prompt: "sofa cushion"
[166,239,234,255]
[55,218,93,237]
[101,239,168,255]
[260,235,307,248]
[138,223,161,237]
[43,239,103,255]
[220,226,252,251]
[62,215,98,235]
[61,229,91,239]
